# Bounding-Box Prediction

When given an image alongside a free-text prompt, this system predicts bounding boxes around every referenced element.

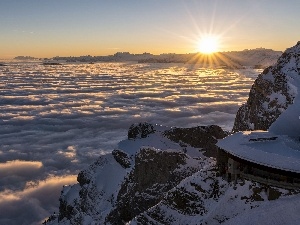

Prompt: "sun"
[197,36,219,54]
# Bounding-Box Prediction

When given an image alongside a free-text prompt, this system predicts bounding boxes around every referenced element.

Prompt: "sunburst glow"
[197,36,219,54]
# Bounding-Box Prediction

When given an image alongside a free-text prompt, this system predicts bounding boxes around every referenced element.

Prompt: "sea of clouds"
[0,62,260,224]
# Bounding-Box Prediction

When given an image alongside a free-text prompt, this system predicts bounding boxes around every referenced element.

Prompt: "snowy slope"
[45,124,213,224]
[269,72,300,136]
[129,163,300,225]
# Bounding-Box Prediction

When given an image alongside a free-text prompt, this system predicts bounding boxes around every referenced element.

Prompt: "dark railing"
[240,172,300,189]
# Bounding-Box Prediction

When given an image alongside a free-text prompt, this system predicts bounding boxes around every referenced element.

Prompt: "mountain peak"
[233,41,300,132]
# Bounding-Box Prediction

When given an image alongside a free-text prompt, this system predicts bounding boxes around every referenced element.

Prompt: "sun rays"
[186,51,242,69]
[197,35,219,54]
[186,33,242,68]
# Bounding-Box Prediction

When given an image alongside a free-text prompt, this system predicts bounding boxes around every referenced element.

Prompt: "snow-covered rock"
[128,167,296,225]
[44,122,300,225]
[233,42,300,132]
[128,122,156,139]
[106,147,202,224]
[45,124,225,225]
[164,125,228,157]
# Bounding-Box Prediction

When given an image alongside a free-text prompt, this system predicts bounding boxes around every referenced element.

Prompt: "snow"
[63,184,80,204]
[128,160,300,225]
[118,124,203,158]
[219,44,300,172]
[217,131,300,173]
[48,123,300,225]
[223,194,300,225]
[94,154,127,198]
[269,75,300,136]
[268,91,286,106]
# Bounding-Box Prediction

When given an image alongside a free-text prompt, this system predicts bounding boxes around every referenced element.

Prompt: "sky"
[0,0,300,58]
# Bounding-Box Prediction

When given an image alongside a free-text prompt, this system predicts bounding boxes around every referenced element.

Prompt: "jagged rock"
[45,123,229,225]
[128,166,269,225]
[77,171,90,186]
[129,168,297,225]
[128,122,155,139]
[233,42,300,132]
[112,149,131,168]
[58,199,74,221]
[106,147,202,224]
[164,125,228,157]
[46,121,300,225]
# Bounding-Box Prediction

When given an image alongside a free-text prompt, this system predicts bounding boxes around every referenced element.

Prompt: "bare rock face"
[232,42,300,132]
[112,149,131,169]
[130,165,228,225]
[45,123,227,225]
[128,122,155,139]
[164,125,228,157]
[106,147,202,224]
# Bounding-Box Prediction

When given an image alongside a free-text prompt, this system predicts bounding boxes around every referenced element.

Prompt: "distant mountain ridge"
[49,48,281,68]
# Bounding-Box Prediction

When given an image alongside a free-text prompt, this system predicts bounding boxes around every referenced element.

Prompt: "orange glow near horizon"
[185,50,242,69]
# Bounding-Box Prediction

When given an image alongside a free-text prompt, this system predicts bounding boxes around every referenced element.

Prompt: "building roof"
[217,131,300,173]
[218,70,300,173]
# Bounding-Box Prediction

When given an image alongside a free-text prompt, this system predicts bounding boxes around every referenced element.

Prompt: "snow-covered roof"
[219,45,300,172]
[217,131,300,173]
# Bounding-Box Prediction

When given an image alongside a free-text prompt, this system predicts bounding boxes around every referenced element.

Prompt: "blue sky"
[1,0,299,58]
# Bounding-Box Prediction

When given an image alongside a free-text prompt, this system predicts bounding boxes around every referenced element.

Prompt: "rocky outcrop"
[128,122,155,139]
[232,42,300,132]
[129,164,228,224]
[106,148,202,224]
[112,149,131,169]
[164,125,228,157]
[46,122,300,225]
[129,171,291,225]
[49,123,215,225]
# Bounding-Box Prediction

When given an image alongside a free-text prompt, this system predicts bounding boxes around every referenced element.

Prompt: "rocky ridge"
[128,169,295,225]
[51,48,281,67]
[105,148,201,224]
[233,41,300,132]
[45,123,227,225]
[45,122,300,225]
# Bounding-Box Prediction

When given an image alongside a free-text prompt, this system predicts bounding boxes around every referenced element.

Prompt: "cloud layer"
[0,62,260,224]
[0,175,77,225]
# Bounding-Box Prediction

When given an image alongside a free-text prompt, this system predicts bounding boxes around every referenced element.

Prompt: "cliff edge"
[233,42,300,132]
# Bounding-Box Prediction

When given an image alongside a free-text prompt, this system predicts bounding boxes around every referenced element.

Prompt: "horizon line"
[5,47,283,60]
